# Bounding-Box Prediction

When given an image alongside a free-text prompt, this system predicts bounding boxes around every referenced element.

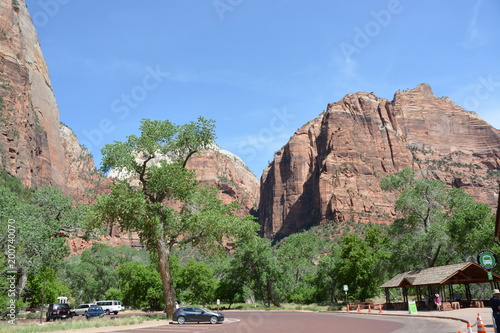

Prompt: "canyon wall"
[259,84,500,239]
[0,0,106,201]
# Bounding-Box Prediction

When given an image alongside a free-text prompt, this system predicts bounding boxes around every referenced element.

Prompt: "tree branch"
[183,150,197,168]
[429,243,442,267]
[138,156,157,202]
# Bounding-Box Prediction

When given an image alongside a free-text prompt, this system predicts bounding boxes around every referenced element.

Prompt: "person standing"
[490,289,500,333]
[434,293,442,311]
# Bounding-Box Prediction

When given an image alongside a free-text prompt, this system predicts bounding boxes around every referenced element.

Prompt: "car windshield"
[56,304,70,310]
[89,306,101,311]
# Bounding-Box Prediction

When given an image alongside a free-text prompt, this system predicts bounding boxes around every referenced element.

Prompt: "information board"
[408,301,418,314]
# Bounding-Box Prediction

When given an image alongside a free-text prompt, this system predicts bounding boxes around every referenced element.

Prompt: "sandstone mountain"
[259,83,500,240]
[108,143,259,218]
[0,0,108,201]
[185,145,259,217]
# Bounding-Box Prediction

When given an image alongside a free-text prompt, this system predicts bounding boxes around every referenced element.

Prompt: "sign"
[408,301,418,314]
[478,250,498,270]
[343,285,348,292]
[488,271,493,281]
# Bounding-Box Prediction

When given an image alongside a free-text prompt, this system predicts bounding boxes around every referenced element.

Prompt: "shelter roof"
[381,262,500,288]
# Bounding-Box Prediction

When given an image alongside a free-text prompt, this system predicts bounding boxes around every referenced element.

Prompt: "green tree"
[104,287,123,302]
[446,188,499,262]
[87,118,258,316]
[275,232,325,303]
[26,267,70,307]
[336,233,382,301]
[61,244,148,303]
[214,276,245,308]
[176,259,216,304]
[381,168,499,269]
[0,180,76,302]
[228,235,283,306]
[364,225,392,283]
[313,246,340,304]
[117,261,163,309]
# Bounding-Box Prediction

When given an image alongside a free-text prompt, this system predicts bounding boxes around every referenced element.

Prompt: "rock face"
[0,0,106,200]
[259,84,500,239]
[108,144,260,218]
[186,145,259,217]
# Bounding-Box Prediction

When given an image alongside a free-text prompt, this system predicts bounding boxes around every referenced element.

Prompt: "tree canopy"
[86,118,258,316]
[0,175,77,307]
[381,168,499,269]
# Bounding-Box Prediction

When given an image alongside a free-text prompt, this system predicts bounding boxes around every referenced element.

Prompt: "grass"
[216,303,330,312]
[0,314,166,333]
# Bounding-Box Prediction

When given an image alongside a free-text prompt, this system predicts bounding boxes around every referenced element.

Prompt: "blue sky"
[25,0,500,177]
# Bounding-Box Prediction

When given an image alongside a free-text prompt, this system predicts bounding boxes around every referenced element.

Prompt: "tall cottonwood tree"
[381,168,498,269]
[87,118,258,316]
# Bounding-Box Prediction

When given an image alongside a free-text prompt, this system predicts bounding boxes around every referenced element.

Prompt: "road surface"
[113,311,460,333]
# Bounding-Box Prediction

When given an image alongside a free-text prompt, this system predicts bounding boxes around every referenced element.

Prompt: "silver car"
[72,303,94,316]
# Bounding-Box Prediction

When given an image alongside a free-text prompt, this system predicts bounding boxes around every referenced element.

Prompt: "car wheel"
[46,315,50,322]
[210,316,218,324]
[113,311,118,315]
[105,309,110,315]
[177,316,186,325]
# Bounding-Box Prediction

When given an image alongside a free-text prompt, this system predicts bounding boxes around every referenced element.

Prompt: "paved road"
[111,311,460,333]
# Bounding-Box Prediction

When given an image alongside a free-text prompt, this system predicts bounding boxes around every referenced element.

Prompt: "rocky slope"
[259,84,500,239]
[108,143,260,218]
[0,0,106,200]
[185,145,259,217]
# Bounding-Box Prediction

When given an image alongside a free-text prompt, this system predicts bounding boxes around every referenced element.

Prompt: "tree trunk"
[156,238,177,317]
[17,267,28,299]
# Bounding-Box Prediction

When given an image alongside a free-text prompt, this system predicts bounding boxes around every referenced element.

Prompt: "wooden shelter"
[380,262,500,310]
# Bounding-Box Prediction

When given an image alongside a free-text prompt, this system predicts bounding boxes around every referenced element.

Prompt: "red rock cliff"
[260,84,500,239]
[0,0,106,201]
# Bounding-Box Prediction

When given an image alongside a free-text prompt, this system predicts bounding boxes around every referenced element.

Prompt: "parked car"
[95,300,122,315]
[71,303,94,316]
[173,307,224,325]
[46,303,71,321]
[85,305,104,319]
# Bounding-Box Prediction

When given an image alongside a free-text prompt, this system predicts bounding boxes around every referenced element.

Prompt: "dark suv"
[46,303,71,321]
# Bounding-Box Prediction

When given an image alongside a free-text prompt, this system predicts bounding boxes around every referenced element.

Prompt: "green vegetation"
[85,118,258,316]
[0,315,161,333]
[381,168,499,270]
[0,172,82,309]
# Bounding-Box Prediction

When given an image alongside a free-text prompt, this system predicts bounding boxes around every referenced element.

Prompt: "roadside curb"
[42,320,171,333]
[341,310,470,324]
